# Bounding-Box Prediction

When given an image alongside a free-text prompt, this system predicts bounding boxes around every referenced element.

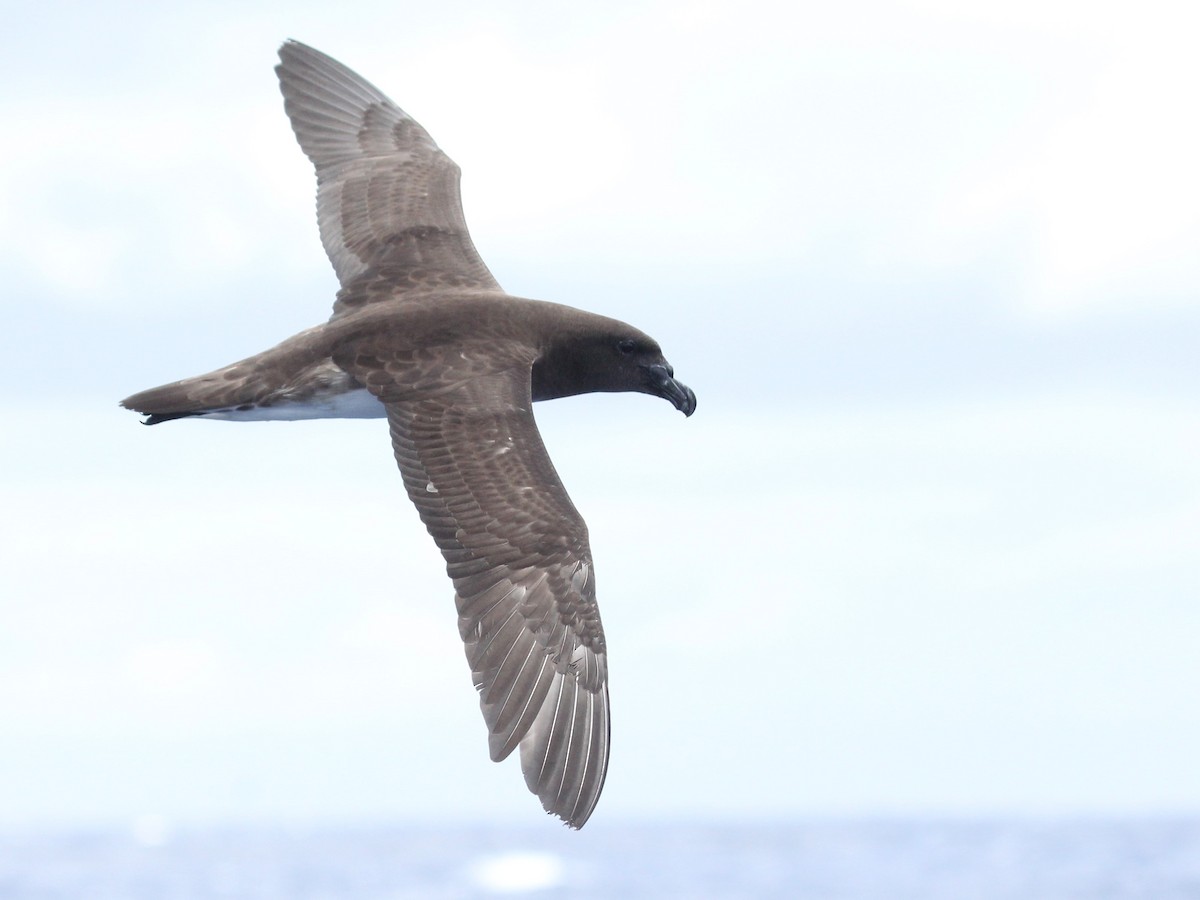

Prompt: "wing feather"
[337,346,610,828]
[275,41,501,312]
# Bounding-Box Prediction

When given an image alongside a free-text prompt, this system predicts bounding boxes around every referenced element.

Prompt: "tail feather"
[120,318,358,424]
[120,339,371,424]
[139,410,208,426]
[120,366,266,423]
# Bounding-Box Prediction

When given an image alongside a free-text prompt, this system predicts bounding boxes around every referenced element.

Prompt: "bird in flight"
[122,40,695,828]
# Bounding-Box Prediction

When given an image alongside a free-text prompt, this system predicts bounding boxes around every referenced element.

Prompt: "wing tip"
[516,673,610,830]
[276,38,316,65]
[275,39,315,81]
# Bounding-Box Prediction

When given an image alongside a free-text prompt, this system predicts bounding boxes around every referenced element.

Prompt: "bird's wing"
[334,339,610,828]
[275,41,501,315]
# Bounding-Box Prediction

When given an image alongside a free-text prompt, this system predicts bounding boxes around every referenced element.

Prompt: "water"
[1,819,1198,899]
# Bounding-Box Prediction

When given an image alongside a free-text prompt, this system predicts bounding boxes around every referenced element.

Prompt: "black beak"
[644,364,697,417]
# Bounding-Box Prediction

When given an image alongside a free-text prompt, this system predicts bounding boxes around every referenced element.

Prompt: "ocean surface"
[1,818,1198,899]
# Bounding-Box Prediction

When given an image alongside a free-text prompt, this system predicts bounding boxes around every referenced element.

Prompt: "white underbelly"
[205,388,387,421]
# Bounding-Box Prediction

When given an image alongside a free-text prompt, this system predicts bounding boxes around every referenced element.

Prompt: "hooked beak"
[644,363,697,417]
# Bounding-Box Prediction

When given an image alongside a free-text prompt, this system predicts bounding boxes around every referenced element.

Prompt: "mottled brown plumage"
[121,41,695,828]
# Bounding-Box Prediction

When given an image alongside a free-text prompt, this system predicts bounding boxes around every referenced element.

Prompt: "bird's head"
[532,321,696,416]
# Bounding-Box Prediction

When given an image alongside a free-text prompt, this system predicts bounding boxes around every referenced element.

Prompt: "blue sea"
[2,818,1198,898]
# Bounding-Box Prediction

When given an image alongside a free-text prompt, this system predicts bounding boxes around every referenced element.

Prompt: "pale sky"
[1,0,1197,831]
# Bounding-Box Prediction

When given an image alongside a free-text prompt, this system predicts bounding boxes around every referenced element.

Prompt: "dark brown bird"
[121,40,695,828]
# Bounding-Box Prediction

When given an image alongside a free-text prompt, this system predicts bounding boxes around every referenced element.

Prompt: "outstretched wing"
[335,341,610,828]
[275,41,501,315]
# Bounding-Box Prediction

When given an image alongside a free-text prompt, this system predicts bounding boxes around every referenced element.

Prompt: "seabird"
[121,41,695,829]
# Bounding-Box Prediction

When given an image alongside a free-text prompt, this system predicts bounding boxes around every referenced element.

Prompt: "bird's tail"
[120,360,268,425]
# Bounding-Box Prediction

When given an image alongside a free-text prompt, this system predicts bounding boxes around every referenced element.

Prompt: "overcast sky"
[1,0,1198,833]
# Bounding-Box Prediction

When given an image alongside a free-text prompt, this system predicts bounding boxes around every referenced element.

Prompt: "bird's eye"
[616,339,637,356]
